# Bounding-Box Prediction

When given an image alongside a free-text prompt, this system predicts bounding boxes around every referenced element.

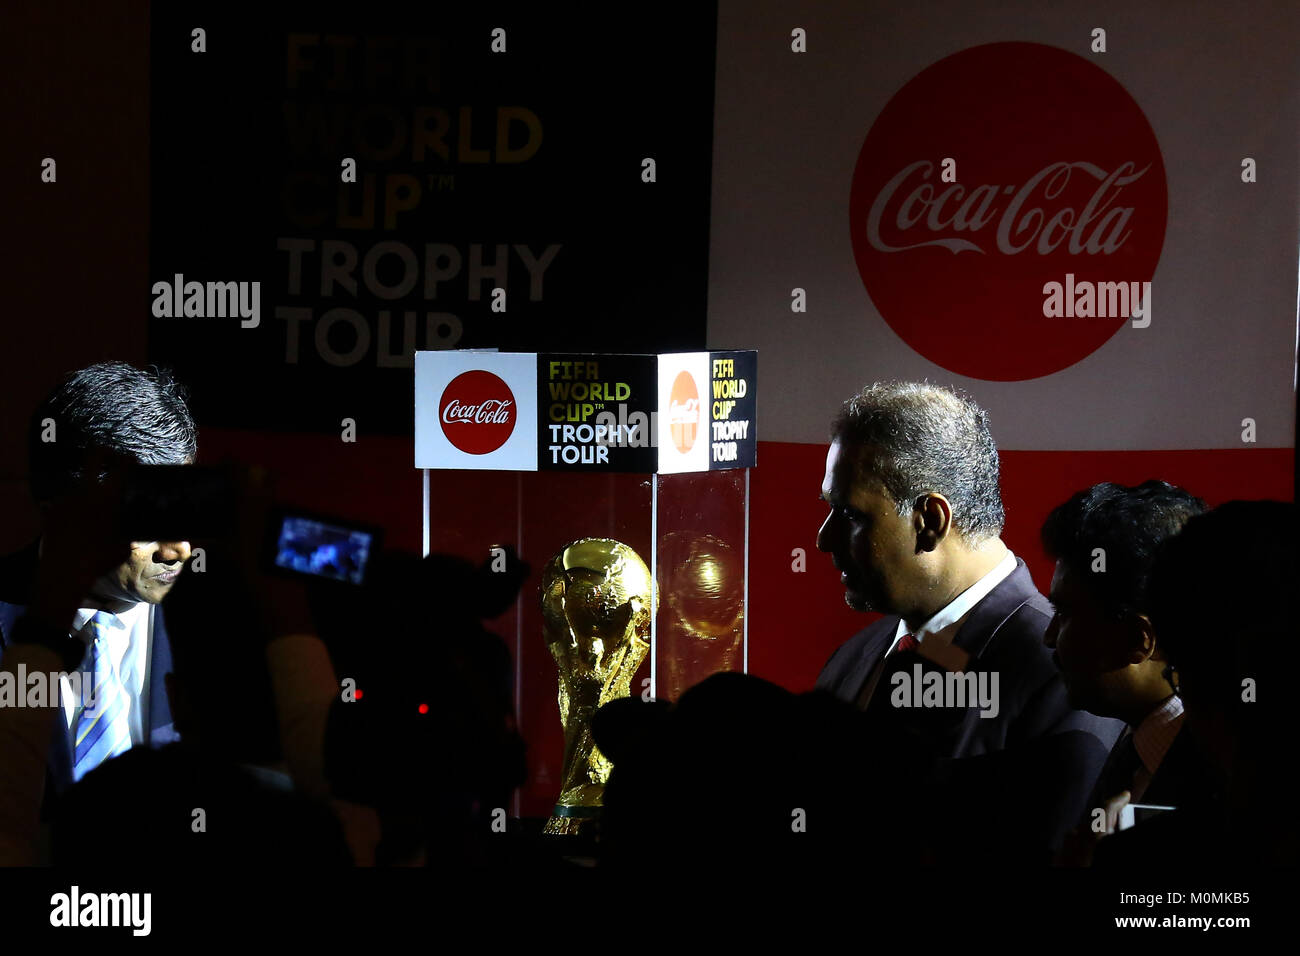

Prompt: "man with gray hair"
[815,381,1122,857]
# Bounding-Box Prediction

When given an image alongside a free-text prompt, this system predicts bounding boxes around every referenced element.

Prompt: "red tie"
[895,633,919,653]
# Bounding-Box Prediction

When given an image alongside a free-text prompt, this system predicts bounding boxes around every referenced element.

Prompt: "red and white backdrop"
[708,0,1299,688]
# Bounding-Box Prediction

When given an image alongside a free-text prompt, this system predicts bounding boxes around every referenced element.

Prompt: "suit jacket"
[1141,727,1218,808]
[0,538,177,802]
[1086,720,1218,814]
[816,557,1125,853]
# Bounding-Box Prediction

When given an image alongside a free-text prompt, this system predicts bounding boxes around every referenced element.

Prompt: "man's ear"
[1127,613,1159,665]
[915,493,953,552]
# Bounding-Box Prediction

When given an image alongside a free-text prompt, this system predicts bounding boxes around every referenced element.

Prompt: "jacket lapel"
[951,558,1043,660]
[850,618,899,702]
[147,604,174,737]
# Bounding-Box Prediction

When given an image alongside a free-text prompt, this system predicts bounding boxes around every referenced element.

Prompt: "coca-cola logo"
[849,42,1167,381]
[439,370,516,454]
[668,371,700,453]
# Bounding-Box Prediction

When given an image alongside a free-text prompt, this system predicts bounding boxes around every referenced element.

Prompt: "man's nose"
[816,512,834,553]
[156,541,192,564]
[1043,614,1060,649]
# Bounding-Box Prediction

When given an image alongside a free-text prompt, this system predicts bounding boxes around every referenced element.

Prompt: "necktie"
[895,632,920,654]
[73,611,132,781]
[857,633,921,711]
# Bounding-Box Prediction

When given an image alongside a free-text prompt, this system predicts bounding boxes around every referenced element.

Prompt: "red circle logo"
[849,42,1167,381]
[439,370,517,454]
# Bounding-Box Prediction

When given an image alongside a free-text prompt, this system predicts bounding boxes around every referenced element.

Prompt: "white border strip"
[743,466,750,674]
[421,469,430,558]
[514,472,524,819]
[650,474,658,700]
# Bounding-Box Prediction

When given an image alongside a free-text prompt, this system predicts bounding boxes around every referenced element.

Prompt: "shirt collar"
[73,603,143,640]
[898,550,1018,642]
[72,608,98,637]
[1133,694,1185,774]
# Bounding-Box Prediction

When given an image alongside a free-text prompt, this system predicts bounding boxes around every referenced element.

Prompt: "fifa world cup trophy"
[540,538,654,836]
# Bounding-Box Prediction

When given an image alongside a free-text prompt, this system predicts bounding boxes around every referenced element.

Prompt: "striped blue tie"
[73,611,132,781]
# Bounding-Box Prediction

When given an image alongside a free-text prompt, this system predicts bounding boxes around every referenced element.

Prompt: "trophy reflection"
[660,532,744,702]
[541,538,654,836]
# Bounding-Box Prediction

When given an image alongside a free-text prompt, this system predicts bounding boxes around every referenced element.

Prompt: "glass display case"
[416,350,755,821]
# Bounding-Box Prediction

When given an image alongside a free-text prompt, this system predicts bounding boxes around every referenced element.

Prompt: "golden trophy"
[541,538,654,836]
[659,532,745,702]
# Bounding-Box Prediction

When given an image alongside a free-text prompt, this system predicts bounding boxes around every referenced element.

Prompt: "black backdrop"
[149,2,717,435]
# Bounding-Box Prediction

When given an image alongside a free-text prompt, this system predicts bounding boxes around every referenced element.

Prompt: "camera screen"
[273,515,374,585]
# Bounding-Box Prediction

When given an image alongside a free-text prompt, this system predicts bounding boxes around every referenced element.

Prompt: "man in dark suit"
[813,381,1123,856]
[1040,481,1217,863]
[0,362,196,851]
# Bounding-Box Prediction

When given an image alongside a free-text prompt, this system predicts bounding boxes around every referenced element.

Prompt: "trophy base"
[543,804,601,836]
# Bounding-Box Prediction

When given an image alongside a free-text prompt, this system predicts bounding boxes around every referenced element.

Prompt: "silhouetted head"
[1147,500,1296,786]
[594,672,881,870]
[319,547,528,865]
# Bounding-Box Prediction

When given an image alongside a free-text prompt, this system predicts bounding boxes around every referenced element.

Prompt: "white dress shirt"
[891,550,1019,649]
[1129,694,1185,802]
[59,602,154,751]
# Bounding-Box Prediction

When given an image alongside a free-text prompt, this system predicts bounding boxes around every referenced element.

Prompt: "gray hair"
[830,381,1004,542]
